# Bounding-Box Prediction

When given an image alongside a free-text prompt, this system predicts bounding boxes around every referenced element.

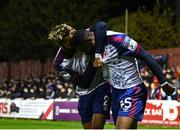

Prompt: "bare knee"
[91,113,106,129]
[83,122,91,129]
[116,116,138,129]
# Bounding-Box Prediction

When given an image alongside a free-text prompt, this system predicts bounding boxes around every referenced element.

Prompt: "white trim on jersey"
[53,47,62,64]
[106,30,124,36]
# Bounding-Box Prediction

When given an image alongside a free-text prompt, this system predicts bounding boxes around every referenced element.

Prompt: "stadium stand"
[0,66,179,101]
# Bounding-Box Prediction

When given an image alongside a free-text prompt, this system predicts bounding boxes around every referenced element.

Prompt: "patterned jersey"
[59,51,108,95]
[102,31,143,89]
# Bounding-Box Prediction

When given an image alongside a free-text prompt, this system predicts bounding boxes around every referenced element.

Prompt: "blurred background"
[0,0,180,110]
[0,0,179,128]
[0,0,179,100]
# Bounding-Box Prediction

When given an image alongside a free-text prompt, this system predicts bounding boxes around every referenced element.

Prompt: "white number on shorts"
[103,95,109,107]
[120,97,132,109]
[103,95,109,111]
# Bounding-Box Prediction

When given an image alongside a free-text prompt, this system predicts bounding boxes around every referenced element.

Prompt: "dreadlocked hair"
[48,24,74,41]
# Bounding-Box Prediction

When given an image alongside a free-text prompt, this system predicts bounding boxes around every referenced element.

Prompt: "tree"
[0,0,109,62]
[108,10,180,50]
[0,0,109,78]
[175,0,180,24]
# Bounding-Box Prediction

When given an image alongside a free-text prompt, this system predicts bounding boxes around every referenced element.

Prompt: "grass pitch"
[0,118,179,129]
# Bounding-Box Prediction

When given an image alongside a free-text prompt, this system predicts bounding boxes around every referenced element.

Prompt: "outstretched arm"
[136,48,176,95]
[109,33,176,95]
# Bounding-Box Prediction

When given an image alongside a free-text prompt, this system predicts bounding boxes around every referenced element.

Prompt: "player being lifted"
[48,23,111,129]
[72,24,176,129]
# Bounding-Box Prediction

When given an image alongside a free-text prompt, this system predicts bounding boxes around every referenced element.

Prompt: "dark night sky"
[0,0,176,19]
[108,0,175,17]
[0,0,9,9]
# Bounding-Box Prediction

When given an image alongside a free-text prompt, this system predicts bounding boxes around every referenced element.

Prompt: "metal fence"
[0,47,179,80]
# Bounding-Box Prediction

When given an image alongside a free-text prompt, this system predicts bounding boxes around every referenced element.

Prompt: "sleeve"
[94,21,107,57]
[53,48,97,88]
[53,47,73,71]
[120,35,141,56]
[53,47,79,82]
[135,48,167,84]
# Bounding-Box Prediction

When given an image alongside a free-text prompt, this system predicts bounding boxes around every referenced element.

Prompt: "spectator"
[67,83,76,99]
[22,82,30,99]
[45,79,56,99]
[55,81,64,98]
[174,66,180,101]
[149,76,161,99]
[0,66,177,100]
[29,85,37,100]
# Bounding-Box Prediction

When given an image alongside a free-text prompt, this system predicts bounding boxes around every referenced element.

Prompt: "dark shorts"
[112,83,147,124]
[78,82,111,124]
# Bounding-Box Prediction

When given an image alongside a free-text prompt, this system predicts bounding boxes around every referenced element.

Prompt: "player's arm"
[53,47,73,71]
[90,21,107,67]
[136,48,166,84]
[119,35,176,95]
[136,48,176,95]
[53,47,79,82]
[94,21,107,56]
[53,48,97,89]
[135,48,176,95]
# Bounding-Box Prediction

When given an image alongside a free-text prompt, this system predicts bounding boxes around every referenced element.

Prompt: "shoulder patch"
[122,36,138,51]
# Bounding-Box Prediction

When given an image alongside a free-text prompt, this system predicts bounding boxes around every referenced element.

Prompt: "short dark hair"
[72,29,89,45]
[72,29,94,54]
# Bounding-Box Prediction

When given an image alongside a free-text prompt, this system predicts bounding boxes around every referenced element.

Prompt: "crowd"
[140,65,180,100]
[0,73,76,99]
[0,66,179,100]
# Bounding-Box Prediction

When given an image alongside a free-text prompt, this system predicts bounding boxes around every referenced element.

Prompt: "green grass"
[0,118,179,129]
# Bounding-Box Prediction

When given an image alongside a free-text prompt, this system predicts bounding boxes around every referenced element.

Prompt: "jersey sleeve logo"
[123,36,138,51]
[60,59,71,69]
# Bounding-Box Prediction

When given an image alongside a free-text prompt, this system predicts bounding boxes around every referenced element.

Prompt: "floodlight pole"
[125,9,128,34]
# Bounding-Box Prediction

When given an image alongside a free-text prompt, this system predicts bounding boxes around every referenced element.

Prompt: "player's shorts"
[78,82,111,124]
[111,83,147,124]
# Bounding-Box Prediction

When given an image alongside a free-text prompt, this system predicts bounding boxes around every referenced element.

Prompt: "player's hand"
[93,57,103,67]
[160,82,176,96]
[93,53,103,67]
[59,71,71,81]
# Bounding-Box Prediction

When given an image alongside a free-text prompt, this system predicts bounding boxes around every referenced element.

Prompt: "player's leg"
[111,87,120,126]
[78,94,93,129]
[91,113,106,129]
[112,83,147,129]
[79,108,92,129]
[91,83,111,129]
[116,116,137,129]
[82,122,91,129]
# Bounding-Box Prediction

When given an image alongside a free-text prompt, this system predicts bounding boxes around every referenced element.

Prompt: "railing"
[0,98,179,126]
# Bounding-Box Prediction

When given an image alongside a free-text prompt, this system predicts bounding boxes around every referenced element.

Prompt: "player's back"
[102,31,143,89]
